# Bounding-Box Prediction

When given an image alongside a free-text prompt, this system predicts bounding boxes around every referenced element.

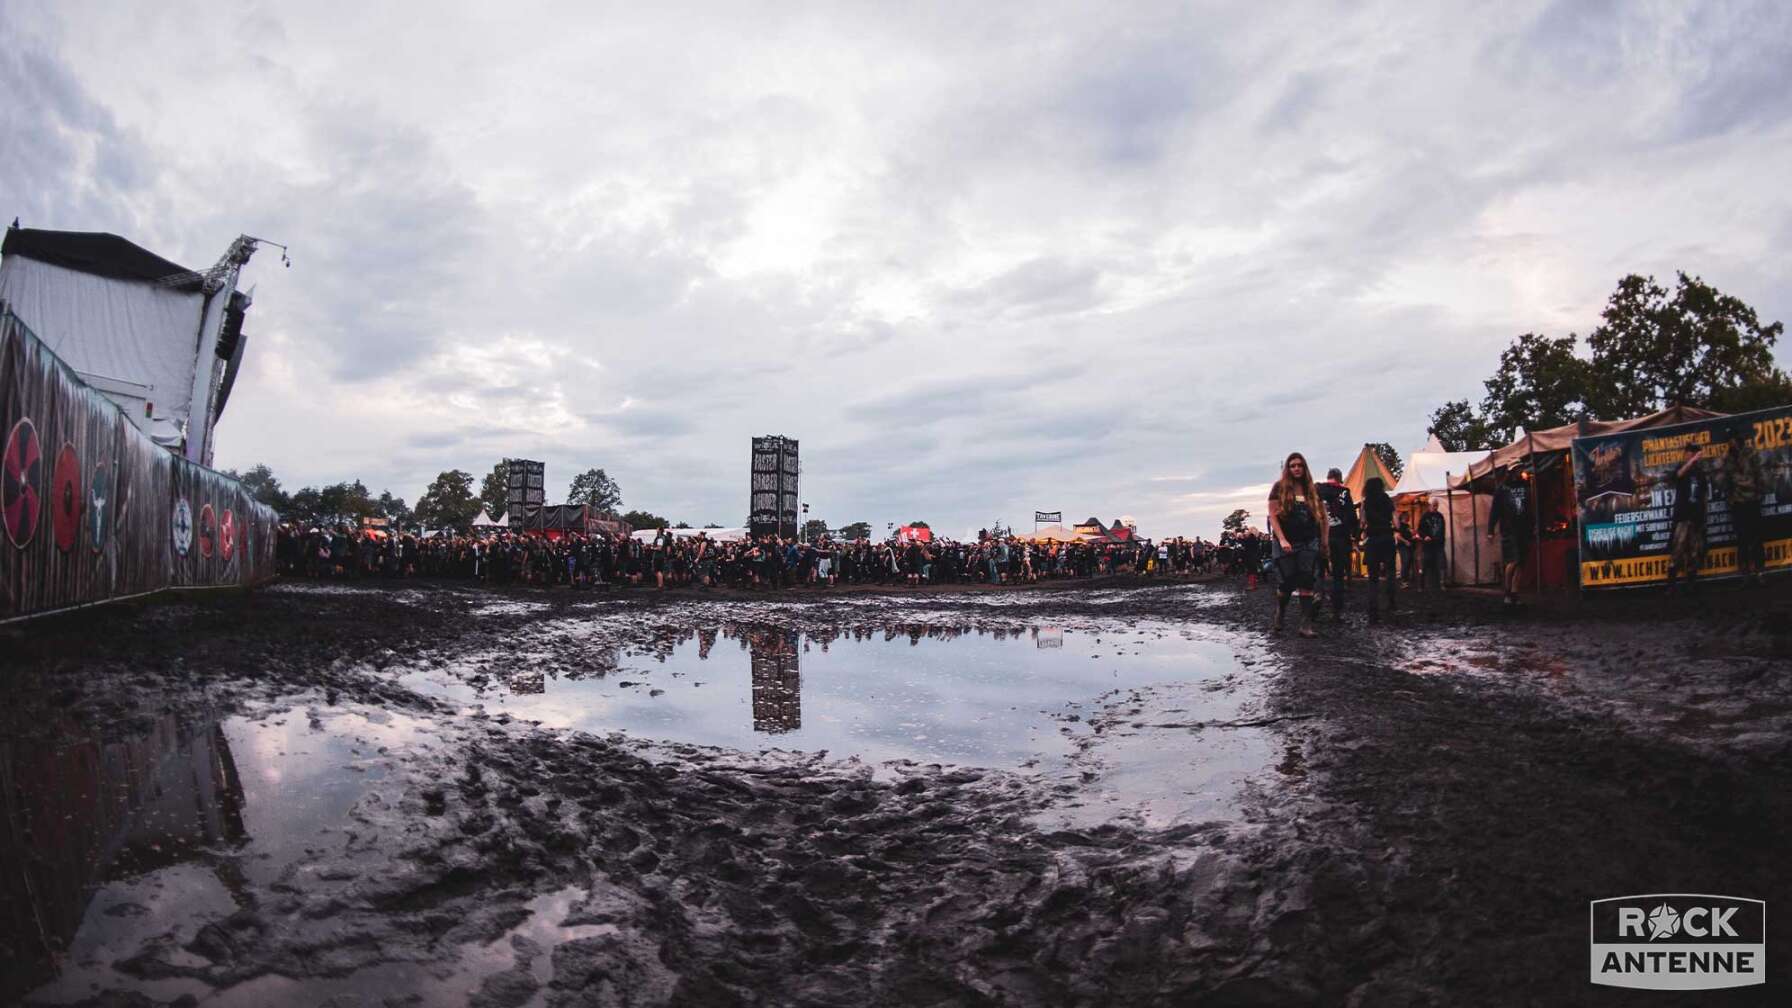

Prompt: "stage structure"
[748,435,799,538]
[0,226,284,466]
[749,628,801,733]
[505,458,545,528]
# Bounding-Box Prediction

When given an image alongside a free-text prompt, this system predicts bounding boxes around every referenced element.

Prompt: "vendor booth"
[1391,435,1500,586]
[1463,405,1725,592]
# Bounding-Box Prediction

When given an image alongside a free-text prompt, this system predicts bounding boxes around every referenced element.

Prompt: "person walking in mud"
[1486,469,1531,607]
[1723,424,1768,585]
[1317,466,1359,621]
[1267,452,1327,636]
[1359,476,1397,622]
[1667,444,1711,595]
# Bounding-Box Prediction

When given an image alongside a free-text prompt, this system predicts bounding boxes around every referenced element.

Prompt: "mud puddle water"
[6,703,445,1004]
[399,621,1259,766]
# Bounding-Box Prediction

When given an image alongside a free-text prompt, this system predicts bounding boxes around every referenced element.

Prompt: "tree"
[1428,400,1498,453]
[315,480,375,527]
[906,520,930,528]
[703,523,724,529]
[840,521,871,540]
[1223,509,1249,533]
[478,462,509,520]
[414,470,480,530]
[1480,332,1592,440]
[375,490,413,526]
[802,518,829,541]
[619,509,667,530]
[1367,442,1404,482]
[1429,273,1788,447]
[224,463,289,512]
[568,468,623,513]
[287,486,321,524]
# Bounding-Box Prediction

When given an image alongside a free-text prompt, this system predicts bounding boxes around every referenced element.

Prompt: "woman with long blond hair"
[1267,451,1328,636]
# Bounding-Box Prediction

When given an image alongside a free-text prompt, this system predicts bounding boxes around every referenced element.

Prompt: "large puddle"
[399,620,1257,768]
[7,611,1281,1004]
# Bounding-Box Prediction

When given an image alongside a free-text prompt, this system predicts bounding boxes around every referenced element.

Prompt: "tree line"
[1429,272,1788,451]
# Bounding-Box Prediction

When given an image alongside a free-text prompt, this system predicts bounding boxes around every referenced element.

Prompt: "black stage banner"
[1,306,277,620]
[1572,404,1791,588]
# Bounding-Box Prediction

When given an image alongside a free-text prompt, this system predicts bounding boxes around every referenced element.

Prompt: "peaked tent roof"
[1343,444,1399,502]
[471,508,507,527]
[1393,435,1497,495]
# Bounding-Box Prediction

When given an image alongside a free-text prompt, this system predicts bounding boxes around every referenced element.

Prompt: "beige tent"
[1464,405,1726,483]
[1343,443,1399,502]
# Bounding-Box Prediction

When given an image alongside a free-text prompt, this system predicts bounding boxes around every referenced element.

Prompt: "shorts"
[1275,540,1321,591]
[1501,534,1530,566]
[1669,519,1705,573]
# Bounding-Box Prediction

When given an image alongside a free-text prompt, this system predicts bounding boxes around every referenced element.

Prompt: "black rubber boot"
[1298,595,1318,637]
[1272,593,1290,632]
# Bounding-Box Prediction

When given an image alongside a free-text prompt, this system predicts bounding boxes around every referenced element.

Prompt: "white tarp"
[470,509,506,527]
[1393,435,1494,495]
[0,256,205,447]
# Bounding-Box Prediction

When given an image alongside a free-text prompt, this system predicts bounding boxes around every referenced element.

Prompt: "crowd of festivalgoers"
[274,525,1259,588]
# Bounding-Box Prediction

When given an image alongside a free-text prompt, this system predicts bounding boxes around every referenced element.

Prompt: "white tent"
[1392,435,1490,495]
[470,509,507,528]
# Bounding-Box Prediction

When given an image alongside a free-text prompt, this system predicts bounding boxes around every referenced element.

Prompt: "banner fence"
[1,305,277,621]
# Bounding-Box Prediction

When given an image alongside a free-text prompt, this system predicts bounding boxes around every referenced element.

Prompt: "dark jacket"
[1418,510,1446,545]
[1317,481,1360,539]
[1360,490,1394,536]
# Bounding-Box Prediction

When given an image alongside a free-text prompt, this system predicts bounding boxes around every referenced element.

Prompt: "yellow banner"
[1581,537,1792,586]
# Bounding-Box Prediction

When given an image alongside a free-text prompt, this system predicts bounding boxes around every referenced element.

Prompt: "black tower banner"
[748,436,799,538]
[505,459,545,527]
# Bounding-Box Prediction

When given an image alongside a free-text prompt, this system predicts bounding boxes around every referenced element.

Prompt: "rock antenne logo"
[1590,894,1764,990]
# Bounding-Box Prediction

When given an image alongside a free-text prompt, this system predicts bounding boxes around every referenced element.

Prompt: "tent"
[1461,405,1728,590]
[1392,435,1502,586]
[471,509,507,528]
[1343,444,1399,502]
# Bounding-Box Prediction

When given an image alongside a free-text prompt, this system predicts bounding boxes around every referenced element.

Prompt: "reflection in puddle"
[1,714,247,1003]
[400,621,1254,770]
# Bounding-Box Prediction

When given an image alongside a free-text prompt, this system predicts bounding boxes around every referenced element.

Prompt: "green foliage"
[839,521,872,540]
[224,463,290,512]
[1431,272,1788,446]
[1367,442,1404,482]
[415,470,480,530]
[568,467,623,512]
[1428,400,1498,453]
[906,520,930,528]
[375,491,412,526]
[1586,272,1786,417]
[619,509,667,530]
[801,518,829,541]
[1223,509,1249,533]
[479,462,509,520]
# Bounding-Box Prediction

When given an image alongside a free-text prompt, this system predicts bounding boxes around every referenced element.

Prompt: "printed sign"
[1572,406,1789,587]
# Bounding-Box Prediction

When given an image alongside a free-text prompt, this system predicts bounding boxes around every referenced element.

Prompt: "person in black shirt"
[1359,477,1397,622]
[1668,446,1710,594]
[1418,500,1447,591]
[1486,470,1531,606]
[1317,467,1359,621]
[1267,452,1327,637]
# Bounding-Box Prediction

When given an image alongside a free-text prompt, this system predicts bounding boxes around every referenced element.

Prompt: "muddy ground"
[3,575,1789,1007]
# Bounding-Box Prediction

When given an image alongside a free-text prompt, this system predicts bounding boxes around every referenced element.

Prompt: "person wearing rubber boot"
[1317,466,1359,622]
[1360,477,1397,623]
[1267,453,1327,637]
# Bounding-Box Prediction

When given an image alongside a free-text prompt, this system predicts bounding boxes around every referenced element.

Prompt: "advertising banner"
[1,306,276,620]
[1572,405,1791,588]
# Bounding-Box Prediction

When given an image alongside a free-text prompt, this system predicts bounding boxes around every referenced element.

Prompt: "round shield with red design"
[51,443,82,552]
[198,503,217,558]
[220,509,237,558]
[3,417,42,548]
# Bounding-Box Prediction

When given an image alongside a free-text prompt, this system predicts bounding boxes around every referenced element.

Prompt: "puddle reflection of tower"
[749,629,801,734]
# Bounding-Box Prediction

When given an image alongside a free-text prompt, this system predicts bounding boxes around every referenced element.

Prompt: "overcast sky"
[5,1,1789,537]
